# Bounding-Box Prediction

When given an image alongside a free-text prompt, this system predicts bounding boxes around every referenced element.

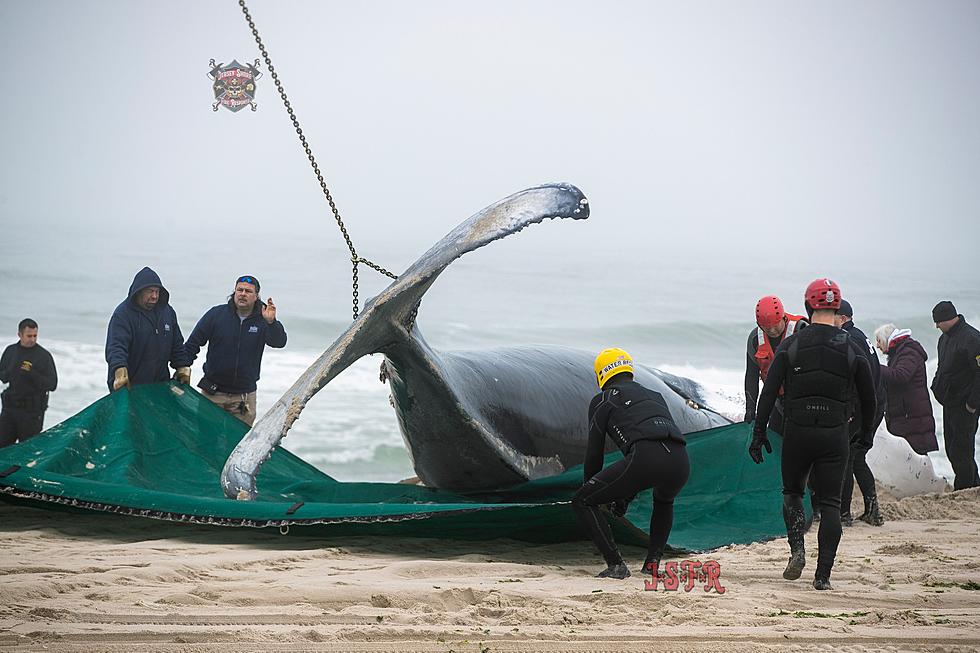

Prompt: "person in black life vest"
[572,348,690,580]
[0,318,58,448]
[749,279,876,591]
[834,299,886,526]
[930,300,980,490]
[746,296,821,519]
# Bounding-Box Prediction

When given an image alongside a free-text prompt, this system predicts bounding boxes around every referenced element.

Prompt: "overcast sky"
[1,0,978,270]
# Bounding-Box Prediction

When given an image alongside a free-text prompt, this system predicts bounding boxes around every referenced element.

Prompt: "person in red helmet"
[744,295,808,430]
[749,278,877,591]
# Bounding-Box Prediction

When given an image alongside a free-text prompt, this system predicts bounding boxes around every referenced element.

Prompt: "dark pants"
[781,426,849,579]
[842,412,885,512]
[944,405,980,490]
[0,408,45,449]
[572,439,690,567]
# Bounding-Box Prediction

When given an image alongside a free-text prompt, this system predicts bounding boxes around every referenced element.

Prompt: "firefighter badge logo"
[209,59,262,112]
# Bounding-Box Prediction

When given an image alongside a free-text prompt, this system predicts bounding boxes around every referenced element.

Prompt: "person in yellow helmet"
[572,348,691,579]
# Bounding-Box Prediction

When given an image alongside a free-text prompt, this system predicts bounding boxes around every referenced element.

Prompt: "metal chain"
[237,0,397,321]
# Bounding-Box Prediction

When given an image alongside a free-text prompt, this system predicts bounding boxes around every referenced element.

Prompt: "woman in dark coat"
[875,325,939,455]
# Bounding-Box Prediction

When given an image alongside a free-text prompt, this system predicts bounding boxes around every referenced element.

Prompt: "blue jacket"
[184,301,287,394]
[105,267,190,390]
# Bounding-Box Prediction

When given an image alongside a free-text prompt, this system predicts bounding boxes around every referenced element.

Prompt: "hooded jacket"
[184,299,287,395]
[880,331,938,454]
[105,267,190,390]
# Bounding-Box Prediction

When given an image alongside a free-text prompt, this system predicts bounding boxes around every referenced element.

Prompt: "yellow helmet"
[594,348,634,389]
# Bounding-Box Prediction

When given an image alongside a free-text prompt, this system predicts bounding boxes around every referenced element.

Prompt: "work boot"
[841,511,854,527]
[813,576,833,590]
[858,495,884,526]
[783,547,806,581]
[596,563,630,579]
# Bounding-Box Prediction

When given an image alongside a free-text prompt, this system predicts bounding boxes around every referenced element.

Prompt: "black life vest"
[600,380,684,453]
[782,327,856,430]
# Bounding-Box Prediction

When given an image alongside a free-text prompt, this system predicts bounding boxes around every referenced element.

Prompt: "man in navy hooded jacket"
[105,267,191,391]
[184,275,286,425]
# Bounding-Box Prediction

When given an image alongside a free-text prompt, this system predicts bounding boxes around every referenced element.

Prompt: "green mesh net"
[0,382,791,550]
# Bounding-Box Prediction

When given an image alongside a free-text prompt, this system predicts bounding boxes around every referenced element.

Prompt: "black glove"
[749,431,772,464]
[743,410,755,424]
[850,434,872,451]
[609,495,635,517]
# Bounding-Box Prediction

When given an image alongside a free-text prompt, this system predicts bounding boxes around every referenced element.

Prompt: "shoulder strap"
[787,337,799,368]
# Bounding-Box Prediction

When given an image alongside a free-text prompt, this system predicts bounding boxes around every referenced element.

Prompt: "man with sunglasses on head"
[184,275,287,426]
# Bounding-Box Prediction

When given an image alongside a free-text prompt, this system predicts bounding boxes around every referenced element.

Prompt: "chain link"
[237,0,396,321]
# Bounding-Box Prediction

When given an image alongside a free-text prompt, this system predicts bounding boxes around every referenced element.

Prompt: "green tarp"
[0,383,791,551]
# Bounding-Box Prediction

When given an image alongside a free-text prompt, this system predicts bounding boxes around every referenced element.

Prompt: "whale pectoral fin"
[221,183,589,498]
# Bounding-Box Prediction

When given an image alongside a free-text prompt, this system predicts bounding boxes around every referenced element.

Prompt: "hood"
[127,267,170,307]
[889,330,927,361]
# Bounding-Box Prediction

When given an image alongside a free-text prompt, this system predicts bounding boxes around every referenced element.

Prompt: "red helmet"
[805,278,842,311]
[755,295,785,329]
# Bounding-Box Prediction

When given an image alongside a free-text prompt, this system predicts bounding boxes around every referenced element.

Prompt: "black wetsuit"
[572,377,690,568]
[744,320,809,432]
[0,342,58,448]
[840,320,885,514]
[754,324,876,581]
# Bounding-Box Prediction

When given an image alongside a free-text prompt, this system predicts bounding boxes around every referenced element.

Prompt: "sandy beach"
[0,488,978,652]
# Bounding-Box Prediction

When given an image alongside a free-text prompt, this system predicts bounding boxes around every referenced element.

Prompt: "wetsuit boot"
[857,495,884,526]
[840,510,853,527]
[782,497,807,580]
[597,562,630,579]
[813,577,833,590]
[639,558,660,576]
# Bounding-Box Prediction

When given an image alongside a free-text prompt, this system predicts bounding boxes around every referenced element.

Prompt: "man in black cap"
[930,301,980,490]
[834,300,886,525]
[184,276,287,426]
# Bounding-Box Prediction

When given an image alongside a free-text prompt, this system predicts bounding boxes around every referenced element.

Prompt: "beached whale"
[221,183,731,497]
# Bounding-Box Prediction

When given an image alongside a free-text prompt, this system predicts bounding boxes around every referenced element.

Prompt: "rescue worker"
[835,300,886,526]
[572,348,690,580]
[745,295,818,519]
[744,295,808,432]
[749,279,876,591]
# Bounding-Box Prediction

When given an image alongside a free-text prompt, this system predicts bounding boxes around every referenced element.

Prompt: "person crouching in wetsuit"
[572,348,690,580]
[749,279,876,591]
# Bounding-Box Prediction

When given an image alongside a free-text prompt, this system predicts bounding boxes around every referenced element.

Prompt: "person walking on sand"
[749,279,876,591]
